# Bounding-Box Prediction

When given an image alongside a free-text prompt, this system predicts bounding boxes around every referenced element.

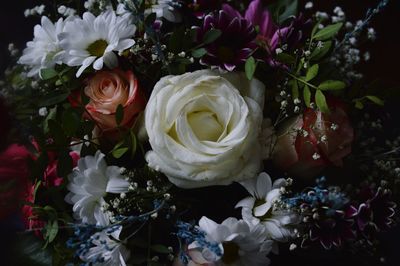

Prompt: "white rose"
[145,70,265,188]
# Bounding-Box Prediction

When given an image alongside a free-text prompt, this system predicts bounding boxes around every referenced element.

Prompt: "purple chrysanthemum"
[357,187,396,237]
[196,4,257,71]
[307,205,358,249]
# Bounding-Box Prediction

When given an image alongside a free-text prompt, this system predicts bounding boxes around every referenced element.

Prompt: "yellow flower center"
[87,39,108,57]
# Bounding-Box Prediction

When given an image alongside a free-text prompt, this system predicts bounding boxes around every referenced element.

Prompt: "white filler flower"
[145,70,265,188]
[19,16,69,77]
[59,10,136,77]
[80,226,130,266]
[65,151,130,226]
[236,172,299,242]
[188,217,273,266]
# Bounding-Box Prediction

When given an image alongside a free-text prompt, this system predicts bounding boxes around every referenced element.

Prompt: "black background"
[0,1,400,266]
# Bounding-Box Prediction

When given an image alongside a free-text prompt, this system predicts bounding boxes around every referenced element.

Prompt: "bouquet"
[0,0,399,265]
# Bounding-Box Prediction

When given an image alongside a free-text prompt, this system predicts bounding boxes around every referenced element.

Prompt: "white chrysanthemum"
[189,217,273,266]
[59,10,136,77]
[65,151,130,226]
[117,1,182,22]
[236,172,299,242]
[19,16,69,77]
[81,226,130,266]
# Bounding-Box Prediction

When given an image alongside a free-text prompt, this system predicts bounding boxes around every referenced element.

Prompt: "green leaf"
[366,95,384,106]
[145,12,157,26]
[315,90,329,113]
[202,29,222,44]
[39,92,70,107]
[192,48,207,58]
[310,41,332,61]
[116,104,124,126]
[303,85,311,107]
[278,0,298,23]
[269,0,299,23]
[276,52,296,64]
[62,108,81,136]
[130,131,137,156]
[44,220,59,244]
[314,23,343,41]
[245,56,256,80]
[112,147,129,159]
[355,100,364,109]
[318,80,346,90]
[39,68,58,80]
[305,64,319,81]
[151,244,171,254]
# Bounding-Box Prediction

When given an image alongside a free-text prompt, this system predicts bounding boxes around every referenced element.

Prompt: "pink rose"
[0,144,31,219]
[273,99,354,178]
[82,69,146,132]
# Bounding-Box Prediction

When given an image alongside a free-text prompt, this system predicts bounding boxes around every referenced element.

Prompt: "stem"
[287,71,318,90]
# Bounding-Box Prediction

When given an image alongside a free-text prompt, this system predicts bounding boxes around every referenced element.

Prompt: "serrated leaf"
[314,23,343,41]
[303,85,311,107]
[203,29,222,44]
[39,68,58,80]
[112,147,129,159]
[310,41,332,61]
[315,90,329,113]
[151,244,170,254]
[305,64,319,81]
[245,56,256,80]
[318,80,346,90]
[192,48,207,58]
[116,104,124,126]
[366,95,384,106]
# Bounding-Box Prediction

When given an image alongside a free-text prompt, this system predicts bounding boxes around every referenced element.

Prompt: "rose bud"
[272,99,354,178]
[70,69,146,136]
[0,144,31,219]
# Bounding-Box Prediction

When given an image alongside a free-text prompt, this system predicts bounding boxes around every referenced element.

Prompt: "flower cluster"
[0,0,398,265]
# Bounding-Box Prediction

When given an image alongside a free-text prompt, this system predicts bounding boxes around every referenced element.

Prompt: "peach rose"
[272,99,354,178]
[83,69,146,132]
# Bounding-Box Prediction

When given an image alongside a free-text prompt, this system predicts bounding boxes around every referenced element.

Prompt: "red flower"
[0,144,31,219]
[273,99,354,178]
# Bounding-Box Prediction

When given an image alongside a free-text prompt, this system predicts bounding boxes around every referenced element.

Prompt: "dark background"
[0,1,399,266]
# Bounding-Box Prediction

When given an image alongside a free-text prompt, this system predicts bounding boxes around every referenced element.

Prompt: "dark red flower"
[0,144,31,219]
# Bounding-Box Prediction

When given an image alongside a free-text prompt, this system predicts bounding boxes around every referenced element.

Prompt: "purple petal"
[222,4,242,19]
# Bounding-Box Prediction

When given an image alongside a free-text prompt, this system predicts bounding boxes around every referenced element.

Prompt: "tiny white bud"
[38,107,48,117]
[289,243,297,251]
[305,2,313,10]
[312,153,321,160]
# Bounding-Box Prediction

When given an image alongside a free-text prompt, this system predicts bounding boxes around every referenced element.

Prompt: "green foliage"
[245,56,257,80]
[315,90,329,113]
[318,80,346,91]
[314,23,343,41]
[269,0,298,24]
[116,104,125,126]
[14,234,52,266]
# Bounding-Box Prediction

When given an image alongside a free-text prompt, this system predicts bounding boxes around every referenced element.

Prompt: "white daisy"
[80,225,130,266]
[236,172,299,242]
[59,10,136,77]
[187,217,273,266]
[117,1,182,22]
[19,16,69,77]
[65,151,130,226]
